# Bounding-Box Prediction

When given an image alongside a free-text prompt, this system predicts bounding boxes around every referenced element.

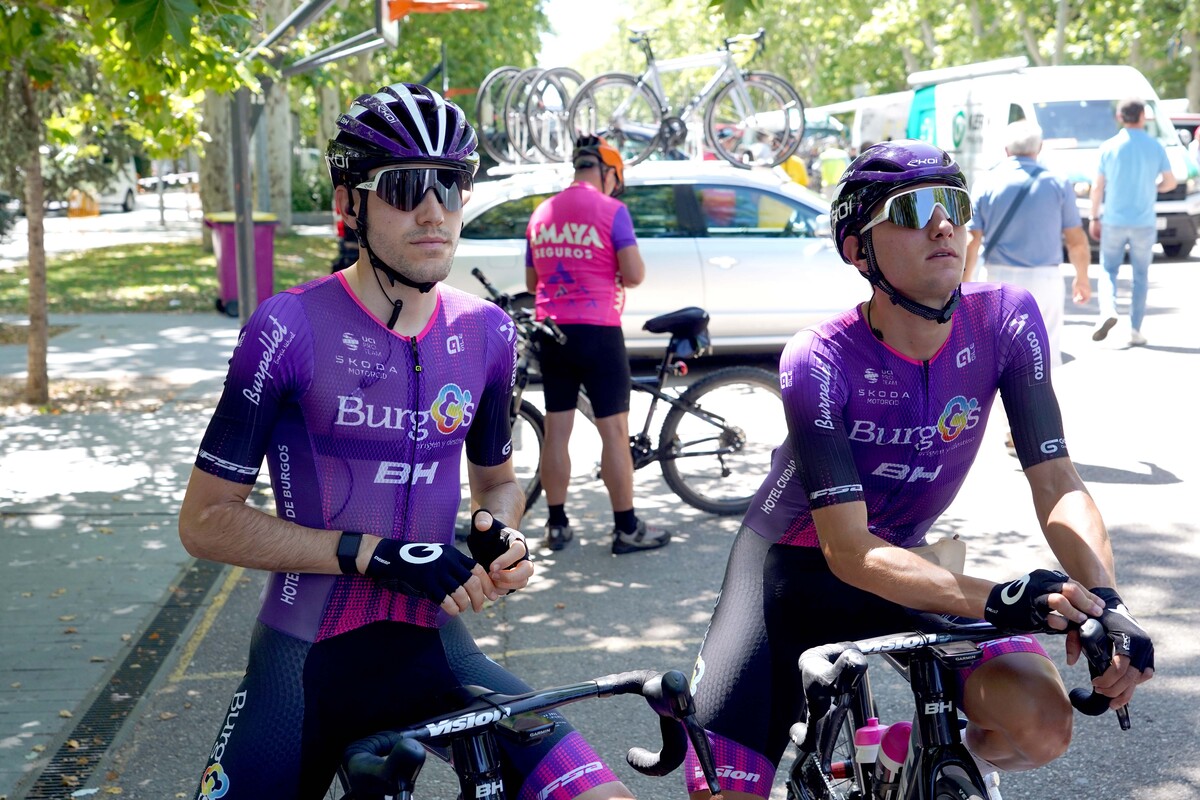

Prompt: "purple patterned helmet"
[830,139,966,263]
[326,83,479,187]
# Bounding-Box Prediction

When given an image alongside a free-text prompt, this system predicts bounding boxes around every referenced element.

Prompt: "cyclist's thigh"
[538,328,585,413]
[440,618,623,800]
[684,527,795,798]
[958,636,1058,727]
[574,325,631,418]
[190,622,310,800]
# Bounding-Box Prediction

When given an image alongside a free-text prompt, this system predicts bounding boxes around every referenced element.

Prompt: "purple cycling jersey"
[193,274,517,641]
[743,283,1066,548]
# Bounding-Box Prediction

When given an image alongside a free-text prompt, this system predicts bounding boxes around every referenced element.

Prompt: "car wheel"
[1161,241,1190,259]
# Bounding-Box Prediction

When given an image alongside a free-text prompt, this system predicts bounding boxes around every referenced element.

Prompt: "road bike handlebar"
[342,669,722,797]
[795,617,1130,751]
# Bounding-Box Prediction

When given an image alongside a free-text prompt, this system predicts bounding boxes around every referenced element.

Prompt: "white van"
[904,59,1200,257]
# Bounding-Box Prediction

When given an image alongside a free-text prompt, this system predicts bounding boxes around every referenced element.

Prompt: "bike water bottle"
[873,720,912,800]
[853,717,886,764]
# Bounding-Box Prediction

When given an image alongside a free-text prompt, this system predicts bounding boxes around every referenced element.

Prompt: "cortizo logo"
[425,707,511,737]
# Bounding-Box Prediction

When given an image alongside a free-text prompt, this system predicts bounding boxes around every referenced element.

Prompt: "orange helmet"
[572,135,624,196]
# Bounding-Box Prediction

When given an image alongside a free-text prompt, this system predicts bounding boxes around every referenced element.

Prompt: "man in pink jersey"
[179,85,638,800]
[525,136,670,555]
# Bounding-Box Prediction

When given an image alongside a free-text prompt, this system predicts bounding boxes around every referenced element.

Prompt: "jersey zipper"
[398,336,422,537]
[922,359,932,433]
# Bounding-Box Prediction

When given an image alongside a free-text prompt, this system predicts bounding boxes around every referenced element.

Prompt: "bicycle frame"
[793,620,1126,800]
[635,47,745,124]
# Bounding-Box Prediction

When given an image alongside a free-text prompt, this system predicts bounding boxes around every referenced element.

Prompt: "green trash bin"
[204,212,279,317]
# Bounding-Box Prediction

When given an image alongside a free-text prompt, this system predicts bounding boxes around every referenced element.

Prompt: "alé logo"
[531,222,606,249]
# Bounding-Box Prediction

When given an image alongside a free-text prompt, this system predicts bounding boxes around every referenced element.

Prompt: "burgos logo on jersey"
[937,395,980,442]
[847,395,980,451]
[335,383,476,440]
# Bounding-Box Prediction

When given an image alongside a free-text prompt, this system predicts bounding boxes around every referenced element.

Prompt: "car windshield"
[1034,100,1178,148]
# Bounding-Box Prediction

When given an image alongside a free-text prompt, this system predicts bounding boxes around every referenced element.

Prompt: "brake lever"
[1068,618,1131,730]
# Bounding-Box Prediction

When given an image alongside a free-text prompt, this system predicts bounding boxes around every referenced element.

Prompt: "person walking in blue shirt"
[965,119,1092,372]
[1089,98,1177,346]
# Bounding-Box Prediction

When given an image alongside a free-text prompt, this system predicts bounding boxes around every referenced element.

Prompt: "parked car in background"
[88,157,139,212]
[446,160,858,356]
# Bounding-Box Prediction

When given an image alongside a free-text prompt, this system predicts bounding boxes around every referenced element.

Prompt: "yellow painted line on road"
[174,633,701,683]
[170,565,245,683]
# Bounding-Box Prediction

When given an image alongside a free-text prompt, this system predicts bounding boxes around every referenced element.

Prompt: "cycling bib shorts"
[537,324,631,417]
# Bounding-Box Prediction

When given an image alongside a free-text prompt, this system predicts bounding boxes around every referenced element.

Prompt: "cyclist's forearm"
[179,468,344,574]
[1030,475,1116,589]
[467,460,526,530]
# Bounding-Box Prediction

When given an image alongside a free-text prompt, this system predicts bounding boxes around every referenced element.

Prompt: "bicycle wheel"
[786,714,861,800]
[704,72,805,167]
[502,67,547,163]
[932,764,988,800]
[567,72,663,166]
[658,366,782,515]
[512,398,546,511]
[476,65,520,164]
[524,67,586,162]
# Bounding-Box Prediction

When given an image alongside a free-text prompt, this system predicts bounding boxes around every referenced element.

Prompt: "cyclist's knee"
[1010,698,1073,767]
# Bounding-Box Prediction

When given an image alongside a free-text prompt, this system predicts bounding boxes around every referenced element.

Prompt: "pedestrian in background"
[965,119,1092,372]
[525,135,671,555]
[1089,98,1177,346]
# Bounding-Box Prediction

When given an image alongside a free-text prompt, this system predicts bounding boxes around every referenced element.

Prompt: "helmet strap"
[353,187,436,330]
[860,230,961,324]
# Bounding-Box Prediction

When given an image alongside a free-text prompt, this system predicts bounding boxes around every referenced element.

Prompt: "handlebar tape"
[1070,618,1132,729]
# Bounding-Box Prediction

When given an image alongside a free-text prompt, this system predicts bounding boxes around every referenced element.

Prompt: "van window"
[1034,100,1118,147]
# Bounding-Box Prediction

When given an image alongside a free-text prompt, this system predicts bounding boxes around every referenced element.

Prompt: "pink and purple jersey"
[744,283,1067,549]
[525,181,637,327]
[193,274,517,642]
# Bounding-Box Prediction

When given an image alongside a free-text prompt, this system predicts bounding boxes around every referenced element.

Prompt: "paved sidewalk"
[0,313,240,798]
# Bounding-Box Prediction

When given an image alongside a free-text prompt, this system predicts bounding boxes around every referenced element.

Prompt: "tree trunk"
[1184,26,1200,112]
[199,89,234,250]
[19,69,48,405]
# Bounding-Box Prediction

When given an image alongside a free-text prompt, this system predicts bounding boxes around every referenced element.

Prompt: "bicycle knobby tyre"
[658,366,782,516]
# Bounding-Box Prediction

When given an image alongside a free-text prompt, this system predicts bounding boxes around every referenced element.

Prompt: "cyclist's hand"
[365,539,492,616]
[467,510,533,593]
[1083,587,1155,707]
[984,569,1102,632]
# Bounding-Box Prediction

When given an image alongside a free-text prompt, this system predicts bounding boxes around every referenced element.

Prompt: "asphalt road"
[1,217,1198,799]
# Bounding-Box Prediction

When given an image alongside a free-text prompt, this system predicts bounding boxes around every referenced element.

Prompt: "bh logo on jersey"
[937,395,980,442]
[200,763,230,799]
[431,384,475,434]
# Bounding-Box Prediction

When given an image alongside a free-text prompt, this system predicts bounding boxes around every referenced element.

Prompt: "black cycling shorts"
[537,324,631,418]
[191,619,615,800]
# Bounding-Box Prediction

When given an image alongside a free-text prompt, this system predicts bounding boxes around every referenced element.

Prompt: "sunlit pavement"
[1,247,1198,798]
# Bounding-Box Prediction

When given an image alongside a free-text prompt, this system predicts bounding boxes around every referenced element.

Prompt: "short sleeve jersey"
[742,284,1067,548]
[525,181,637,327]
[1097,128,1172,228]
[193,274,518,642]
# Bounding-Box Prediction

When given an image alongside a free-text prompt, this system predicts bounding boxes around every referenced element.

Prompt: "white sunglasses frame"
[859,186,972,235]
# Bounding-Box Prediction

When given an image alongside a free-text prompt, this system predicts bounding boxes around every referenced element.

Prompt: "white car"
[447,159,863,356]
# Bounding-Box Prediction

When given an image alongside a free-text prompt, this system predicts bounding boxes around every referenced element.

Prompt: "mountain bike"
[328,668,723,800]
[472,269,784,517]
[566,28,804,168]
[788,615,1130,800]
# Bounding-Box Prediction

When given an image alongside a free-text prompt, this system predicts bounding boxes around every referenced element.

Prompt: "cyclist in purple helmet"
[180,84,639,800]
[682,140,1153,800]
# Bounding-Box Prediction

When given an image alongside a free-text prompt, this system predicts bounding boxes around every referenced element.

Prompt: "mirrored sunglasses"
[860,186,972,234]
[356,166,473,213]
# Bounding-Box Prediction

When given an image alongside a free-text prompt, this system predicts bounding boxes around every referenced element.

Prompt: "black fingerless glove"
[984,569,1070,632]
[364,540,477,603]
[466,509,530,571]
[1092,587,1155,672]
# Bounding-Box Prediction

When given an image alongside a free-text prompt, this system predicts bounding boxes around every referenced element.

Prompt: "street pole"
[230,88,257,326]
